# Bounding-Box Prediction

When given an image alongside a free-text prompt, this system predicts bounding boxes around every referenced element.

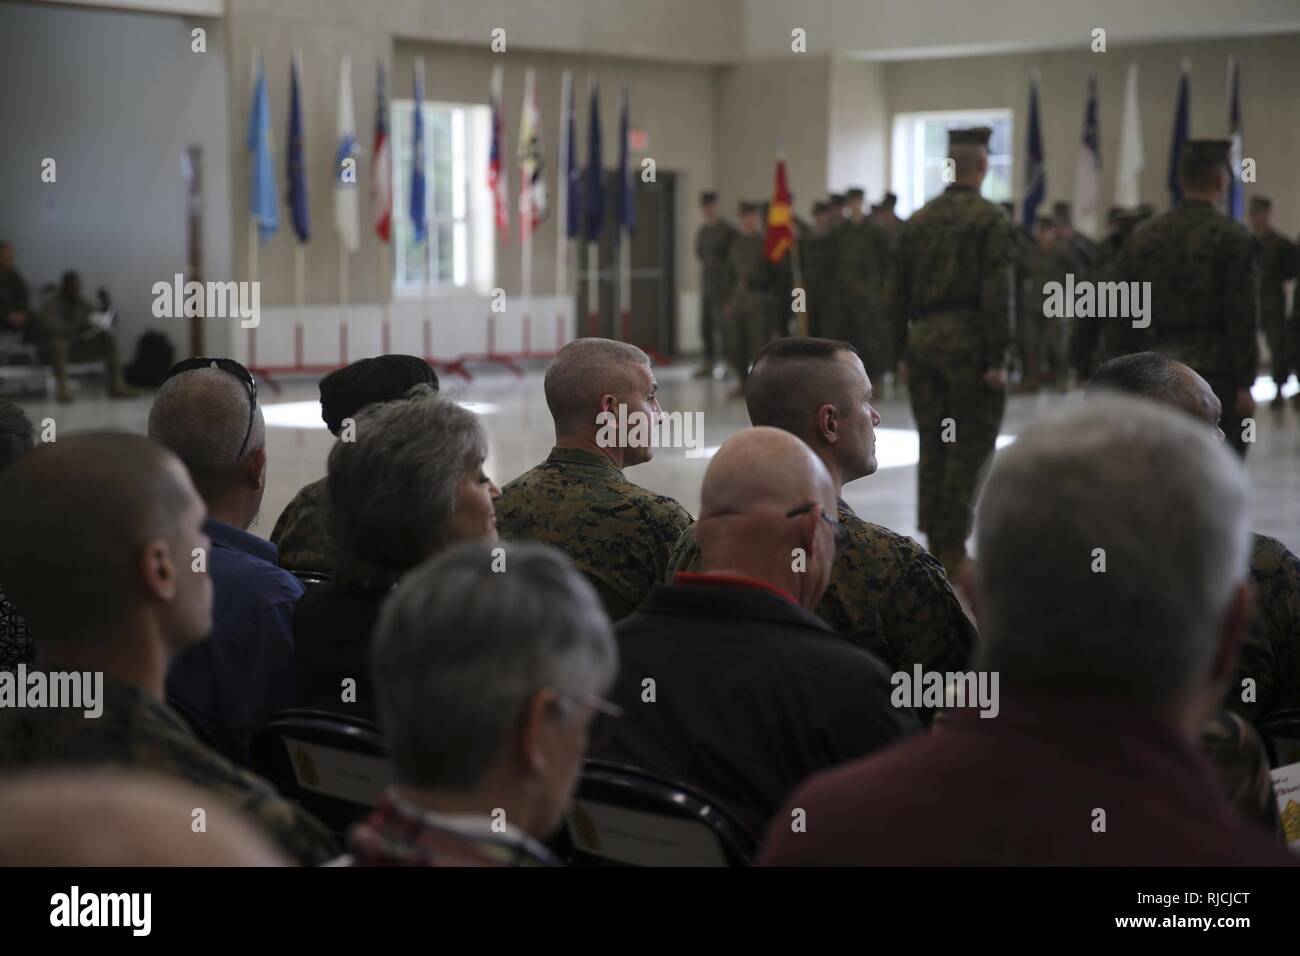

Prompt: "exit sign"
[629,128,649,152]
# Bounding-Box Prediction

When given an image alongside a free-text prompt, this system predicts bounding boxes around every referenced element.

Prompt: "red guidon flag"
[764,156,794,263]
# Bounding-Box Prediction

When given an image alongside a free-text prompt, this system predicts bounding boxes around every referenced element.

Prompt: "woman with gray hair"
[0,400,35,671]
[351,540,619,867]
[294,389,500,719]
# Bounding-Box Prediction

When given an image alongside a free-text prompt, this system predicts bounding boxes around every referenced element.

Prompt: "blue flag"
[286,58,310,243]
[1227,58,1243,221]
[617,86,635,236]
[410,62,427,244]
[584,82,603,242]
[1168,62,1190,205]
[565,79,579,240]
[247,56,279,242]
[1021,77,1045,227]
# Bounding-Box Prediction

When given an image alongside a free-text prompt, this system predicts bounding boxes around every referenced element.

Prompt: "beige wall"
[884,32,1300,236]
[827,58,886,195]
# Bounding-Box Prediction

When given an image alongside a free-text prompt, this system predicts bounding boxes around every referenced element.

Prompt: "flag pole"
[557,69,571,346]
[586,74,598,339]
[248,49,260,372]
[416,57,430,358]
[521,67,534,355]
[292,50,307,367]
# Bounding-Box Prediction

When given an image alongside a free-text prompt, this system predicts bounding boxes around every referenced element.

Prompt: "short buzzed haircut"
[148,366,265,500]
[0,400,34,473]
[0,433,194,639]
[950,142,986,177]
[543,338,651,432]
[373,540,617,789]
[974,397,1251,700]
[745,337,860,440]
[1088,352,1203,415]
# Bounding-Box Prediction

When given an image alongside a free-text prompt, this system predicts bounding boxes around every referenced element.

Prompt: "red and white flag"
[489,64,510,237]
[517,68,547,242]
[371,61,392,242]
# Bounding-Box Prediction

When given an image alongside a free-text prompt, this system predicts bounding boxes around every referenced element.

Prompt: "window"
[390,100,494,294]
[890,109,1014,218]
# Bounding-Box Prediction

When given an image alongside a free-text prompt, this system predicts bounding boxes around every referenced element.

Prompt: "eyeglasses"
[786,502,850,556]
[162,357,257,462]
[554,690,624,721]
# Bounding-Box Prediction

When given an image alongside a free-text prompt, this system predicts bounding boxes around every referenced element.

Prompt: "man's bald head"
[0,770,288,866]
[148,366,265,502]
[0,433,198,640]
[700,426,835,521]
[543,338,653,433]
[1088,352,1223,437]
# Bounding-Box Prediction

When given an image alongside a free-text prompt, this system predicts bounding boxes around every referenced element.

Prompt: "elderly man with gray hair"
[495,338,693,621]
[148,358,301,765]
[351,540,618,867]
[762,397,1298,866]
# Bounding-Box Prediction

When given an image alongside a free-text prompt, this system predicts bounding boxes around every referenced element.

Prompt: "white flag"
[1115,62,1144,208]
[334,54,361,253]
[1073,75,1101,239]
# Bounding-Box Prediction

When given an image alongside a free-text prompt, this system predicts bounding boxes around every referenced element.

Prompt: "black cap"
[318,355,439,435]
[845,187,866,200]
[1052,201,1072,223]
[881,192,898,208]
[829,192,845,205]
[948,126,992,148]
[812,200,829,215]
[1249,196,1272,212]
[1034,216,1054,231]
[1182,139,1232,165]
[739,200,759,215]
[700,190,719,206]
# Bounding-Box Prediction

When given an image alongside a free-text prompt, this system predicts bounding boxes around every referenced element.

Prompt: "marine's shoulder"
[841,512,935,565]
[1250,532,1300,578]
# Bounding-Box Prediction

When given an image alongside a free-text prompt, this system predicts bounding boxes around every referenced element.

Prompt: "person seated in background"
[271,354,439,575]
[0,433,336,865]
[29,270,133,402]
[1089,351,1300,724]
[597,427,918,838]
[495,338,693,621]
[149,358,301,765]
[295,390,499,720]
[0,770,288,866]
[0,241,30,336]
[761,398,1297,866]
[0,400,35,672]
[352,540,618,867]
[667,337,975,722]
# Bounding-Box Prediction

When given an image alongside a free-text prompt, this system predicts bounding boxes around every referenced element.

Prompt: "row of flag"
[1023,57,1246,236]
[246,54,639,254]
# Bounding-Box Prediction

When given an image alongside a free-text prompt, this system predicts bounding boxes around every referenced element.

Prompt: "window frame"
[889,108,1015,219]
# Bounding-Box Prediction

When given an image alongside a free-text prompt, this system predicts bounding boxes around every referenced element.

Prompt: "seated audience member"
[667,337,975,716]
[761,398,1299,866]
[597,427,918,837]
[495,338,693,620]
[352,540,617,866]
[0,241,30,335]
[29,270,133,402]
[148,359,300,764]
[271,354,439,574]
[0,770,287,866]
[0,400,34,672]
[1089,351,1300,722]
[0,433,336,865]
[295,390,499,719]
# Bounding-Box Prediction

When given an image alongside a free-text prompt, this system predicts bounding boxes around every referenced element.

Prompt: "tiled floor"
[10,361,1300,553]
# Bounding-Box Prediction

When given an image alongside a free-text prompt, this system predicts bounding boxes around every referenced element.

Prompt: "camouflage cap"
[829,192,846,205]
[812,200,829,214]
[948,126,992,148]
[739,200,759,215]
[699,190,719,206]
[881,191,898,208]
[1249,196,1271,213]
[1052,201,1072,223]
[845,187,866,200]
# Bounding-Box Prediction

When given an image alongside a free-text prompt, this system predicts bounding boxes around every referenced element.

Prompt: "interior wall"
[0,0,232,356]
[884,32,1300,236]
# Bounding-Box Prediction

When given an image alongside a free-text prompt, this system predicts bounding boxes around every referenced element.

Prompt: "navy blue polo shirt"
[166,518,303,765]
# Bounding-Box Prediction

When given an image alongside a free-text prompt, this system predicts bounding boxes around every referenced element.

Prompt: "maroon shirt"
[760,687,1298,866]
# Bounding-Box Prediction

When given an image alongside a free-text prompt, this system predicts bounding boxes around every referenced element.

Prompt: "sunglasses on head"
[162,357,257,462]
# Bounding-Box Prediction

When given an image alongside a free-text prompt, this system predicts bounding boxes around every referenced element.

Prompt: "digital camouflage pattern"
[1116,199,1259,387]
[270,476,335,574]
[495,446,694,621]
[0,677,338,864]
[1225,533,1300,724]
[1200,708,1283,839]
[832,217,893,379]
[665,498,977,721]
[1256,228,1299,383]
[722,231,771,381]
[886,183,1013,564]
[696,219,736,366]
[799,228,838,339]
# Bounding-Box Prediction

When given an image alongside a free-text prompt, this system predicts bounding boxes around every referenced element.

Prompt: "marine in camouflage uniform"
[0,676,338,864]
[270,476,333,574]
[722,202,771,384]
[694,191,736,375]
[666,500,976,724]
[495,447,694,621]
[30,271,133,402]
[1200,708,1284,838]
[1016,217,1061,392]
[833,187,893,380]
[1117,140,1260,457]
[1225,533,1300,724]
[886,127,1013,575]
[1248,197,1299,405]
[800,202,838,338]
